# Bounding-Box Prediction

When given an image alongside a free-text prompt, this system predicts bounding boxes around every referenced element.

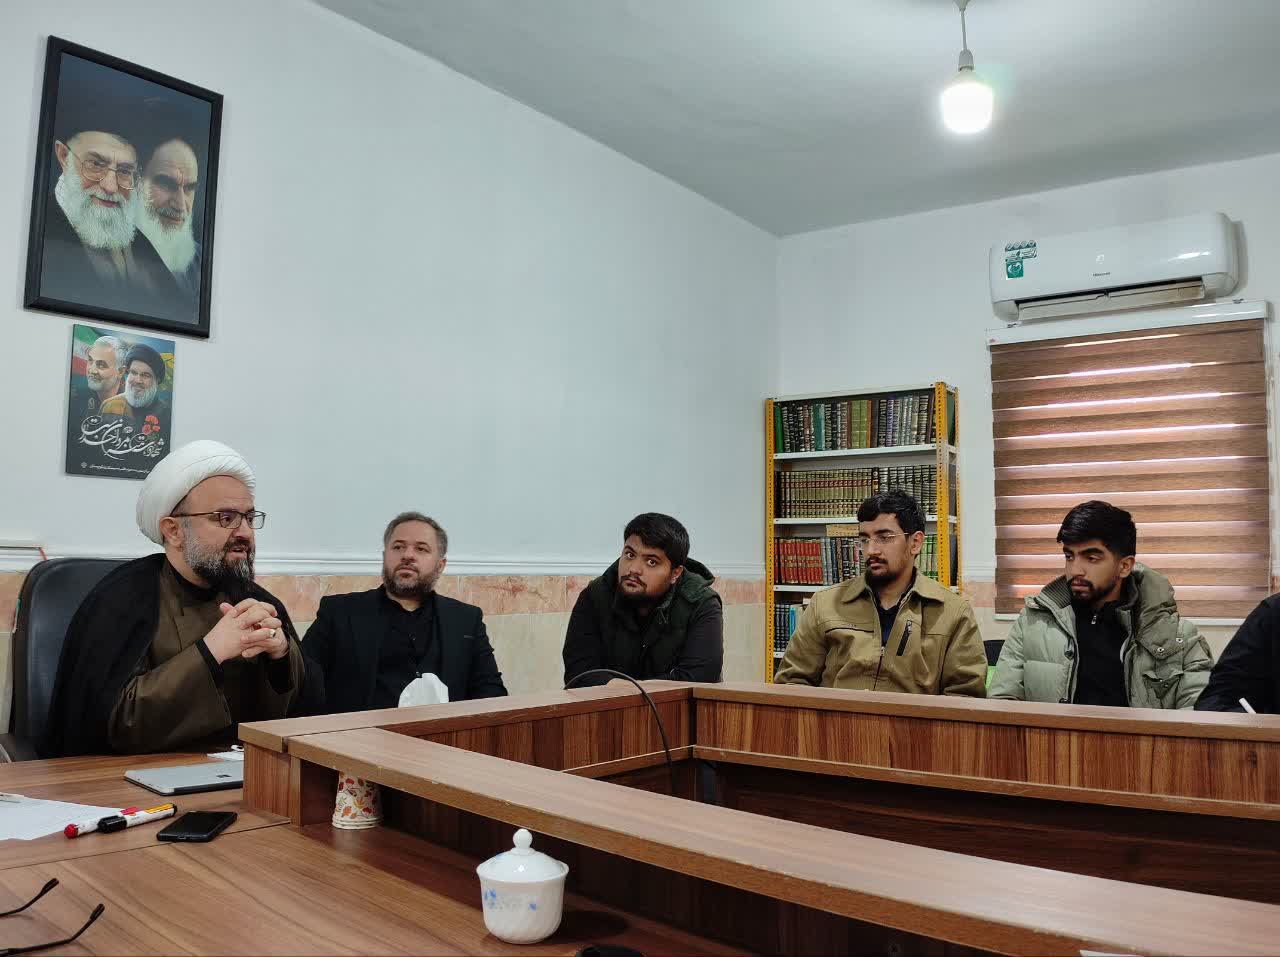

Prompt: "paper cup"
[332,771,383,829]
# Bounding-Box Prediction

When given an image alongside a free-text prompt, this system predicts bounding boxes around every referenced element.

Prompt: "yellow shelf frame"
[765,382,961,682]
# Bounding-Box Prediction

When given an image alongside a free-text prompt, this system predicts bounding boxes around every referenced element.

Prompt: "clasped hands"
[203,598,288,663]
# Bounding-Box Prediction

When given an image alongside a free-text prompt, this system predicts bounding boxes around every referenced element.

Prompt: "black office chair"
[2,558,124,762]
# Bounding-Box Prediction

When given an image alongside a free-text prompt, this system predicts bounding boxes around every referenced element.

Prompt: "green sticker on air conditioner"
[1006,259,1024,279]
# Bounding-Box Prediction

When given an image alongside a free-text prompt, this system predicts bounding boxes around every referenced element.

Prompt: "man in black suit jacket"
[300,512,506,715]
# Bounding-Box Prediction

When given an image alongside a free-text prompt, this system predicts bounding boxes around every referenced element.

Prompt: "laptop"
[125,761,244,796]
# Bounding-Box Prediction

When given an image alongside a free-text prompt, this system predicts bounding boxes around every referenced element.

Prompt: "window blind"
[991,318,1269,619]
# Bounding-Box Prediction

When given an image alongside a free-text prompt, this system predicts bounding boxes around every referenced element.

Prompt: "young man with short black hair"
[774,490,986,696]
[562,513,723,687]
[990,500,1212,708]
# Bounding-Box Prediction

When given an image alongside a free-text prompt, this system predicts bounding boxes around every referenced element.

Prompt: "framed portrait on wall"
[24,36,222,339]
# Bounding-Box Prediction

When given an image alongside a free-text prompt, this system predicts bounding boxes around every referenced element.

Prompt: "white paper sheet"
[0,798,121,841]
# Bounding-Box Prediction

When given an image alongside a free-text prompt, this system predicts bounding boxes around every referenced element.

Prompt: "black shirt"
[372,590,441,709]
[870,571,915,646]
[1073,602,1128,706]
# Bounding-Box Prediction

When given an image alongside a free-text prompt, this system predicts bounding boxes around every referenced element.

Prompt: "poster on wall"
[66,323,175,479]
[24,36,222,339]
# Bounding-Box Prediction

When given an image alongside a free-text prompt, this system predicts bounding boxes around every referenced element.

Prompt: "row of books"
[774,536,863,585]
[917,534,940,580]
[775,534,941,586]
[776,466,938,518]
[774,602,802,654]
[774,392,936,453]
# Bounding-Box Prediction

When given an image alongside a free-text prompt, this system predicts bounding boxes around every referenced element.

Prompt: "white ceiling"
[313,0,1280,235]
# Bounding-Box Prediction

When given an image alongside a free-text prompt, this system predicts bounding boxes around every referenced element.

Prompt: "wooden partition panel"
[241,743,291,817]
[694,684,1280,819]
[240,683,694,753]
[417,696,690,773]
[710,762,1280,905]
[241,685,694,816]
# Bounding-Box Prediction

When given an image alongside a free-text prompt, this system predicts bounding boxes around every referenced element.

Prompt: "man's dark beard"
[186,536,255,601]
[383,564,441,601]
[865,559,901,585]
[618,579,669,609]
[1070,580,1109,608]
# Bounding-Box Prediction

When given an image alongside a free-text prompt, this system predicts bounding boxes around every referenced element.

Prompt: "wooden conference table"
[4,682,1280,955]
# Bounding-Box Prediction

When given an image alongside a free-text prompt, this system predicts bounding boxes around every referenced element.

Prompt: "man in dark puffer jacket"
[562,513,722,688]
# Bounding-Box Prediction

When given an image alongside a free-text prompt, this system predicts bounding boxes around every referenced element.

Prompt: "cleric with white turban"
[136,439,255,545]
[41,440,307,758]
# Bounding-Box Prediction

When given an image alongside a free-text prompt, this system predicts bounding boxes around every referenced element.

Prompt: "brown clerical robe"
[107,563,305,752]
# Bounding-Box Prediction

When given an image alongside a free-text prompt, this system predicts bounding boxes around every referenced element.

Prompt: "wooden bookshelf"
[765,382,961,681]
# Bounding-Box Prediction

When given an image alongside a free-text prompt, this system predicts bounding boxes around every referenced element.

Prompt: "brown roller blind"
[991,318,1269,619]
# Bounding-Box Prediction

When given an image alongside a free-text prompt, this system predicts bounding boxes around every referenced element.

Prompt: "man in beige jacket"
[774,491,986,696]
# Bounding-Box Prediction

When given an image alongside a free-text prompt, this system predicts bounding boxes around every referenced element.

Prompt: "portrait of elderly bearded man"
[37,90,183,318]
[136,137,201,299]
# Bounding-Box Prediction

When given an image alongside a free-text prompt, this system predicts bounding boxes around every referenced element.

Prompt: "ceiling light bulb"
[941,66,993,134]
[941,0,993,135]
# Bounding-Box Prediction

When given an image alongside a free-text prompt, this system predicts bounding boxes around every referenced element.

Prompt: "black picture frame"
[24,36,223,339]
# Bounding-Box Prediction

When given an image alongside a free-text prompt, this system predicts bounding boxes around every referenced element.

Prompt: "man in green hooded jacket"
[990,501,1212,708]
[563,513,722,688]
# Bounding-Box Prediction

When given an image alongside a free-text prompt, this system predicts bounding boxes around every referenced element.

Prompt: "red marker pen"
[65,803,174,838]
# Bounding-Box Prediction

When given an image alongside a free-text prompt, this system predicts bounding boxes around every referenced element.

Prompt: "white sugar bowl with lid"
[476,828,569,944]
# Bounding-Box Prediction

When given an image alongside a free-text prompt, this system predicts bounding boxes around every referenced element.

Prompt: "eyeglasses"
[1,878,105,956]
[59,142,140,190]
[855,532,905,549]
[171,509,267,530]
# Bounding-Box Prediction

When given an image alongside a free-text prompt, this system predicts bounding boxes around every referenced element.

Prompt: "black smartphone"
[156,810,237,843]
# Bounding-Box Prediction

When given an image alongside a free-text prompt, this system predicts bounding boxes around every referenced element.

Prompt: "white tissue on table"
[399,673,450,707]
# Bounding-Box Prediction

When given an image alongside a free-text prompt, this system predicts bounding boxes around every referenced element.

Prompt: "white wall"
[777,151,1280,581]
[0,0,776,576]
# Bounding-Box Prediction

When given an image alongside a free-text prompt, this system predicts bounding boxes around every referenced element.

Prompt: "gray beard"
[137,200,197,273]
[184,535,255,599]
[54,170,139,250]
[124,382,159,408]
[86,376,113,394]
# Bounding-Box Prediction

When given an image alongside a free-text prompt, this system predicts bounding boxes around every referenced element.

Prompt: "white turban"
[136,440,256,544]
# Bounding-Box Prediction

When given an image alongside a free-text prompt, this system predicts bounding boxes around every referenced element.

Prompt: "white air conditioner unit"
[990,212,1239,322]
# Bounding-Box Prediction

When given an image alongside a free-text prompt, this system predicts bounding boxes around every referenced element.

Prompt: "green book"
[774,404,783,453]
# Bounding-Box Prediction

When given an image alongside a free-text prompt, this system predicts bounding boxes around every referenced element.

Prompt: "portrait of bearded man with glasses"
[40,102,183,317]
[27,46,214,330]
